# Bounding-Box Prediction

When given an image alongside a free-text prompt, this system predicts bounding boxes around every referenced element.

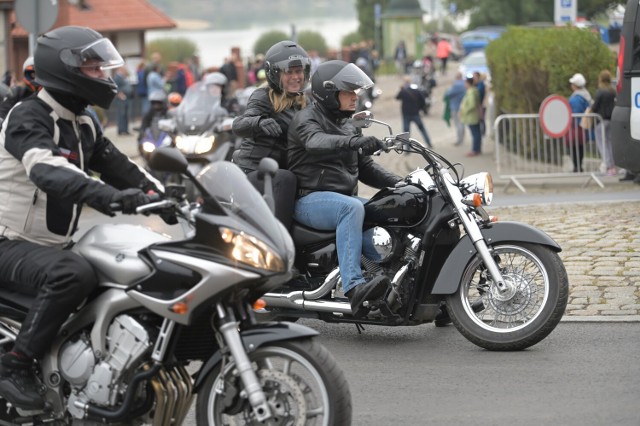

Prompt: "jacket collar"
[38,89,76,121]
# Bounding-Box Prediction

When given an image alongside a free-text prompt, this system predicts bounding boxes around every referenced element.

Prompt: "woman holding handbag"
[590,70,617,175]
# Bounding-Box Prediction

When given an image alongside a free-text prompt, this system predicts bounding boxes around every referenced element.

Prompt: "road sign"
[554,0,576,25]
[15,0,59,35]
[539,95,572,138]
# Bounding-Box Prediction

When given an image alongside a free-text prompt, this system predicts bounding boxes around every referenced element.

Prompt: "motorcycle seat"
[290,222,336,247]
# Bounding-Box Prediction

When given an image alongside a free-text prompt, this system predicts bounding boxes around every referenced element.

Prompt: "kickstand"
[354,322,366,334]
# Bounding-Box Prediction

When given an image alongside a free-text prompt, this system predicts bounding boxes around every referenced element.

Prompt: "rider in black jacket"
[0,26,163,410]
[232,40,310,228]
[287,60,401,318]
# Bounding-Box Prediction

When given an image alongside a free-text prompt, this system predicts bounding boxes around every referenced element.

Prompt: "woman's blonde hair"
[268,88,307,113]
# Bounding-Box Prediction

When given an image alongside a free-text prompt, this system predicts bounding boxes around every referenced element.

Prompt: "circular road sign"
[15,0,59,35]
[539,94,572,138]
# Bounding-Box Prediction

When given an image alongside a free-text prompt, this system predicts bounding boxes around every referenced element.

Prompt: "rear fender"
[430,221,561,295]
[192,321,318,391]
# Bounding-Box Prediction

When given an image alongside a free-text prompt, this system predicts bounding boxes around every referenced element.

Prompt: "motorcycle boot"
[0,352,45,410]
[346,275,390,318]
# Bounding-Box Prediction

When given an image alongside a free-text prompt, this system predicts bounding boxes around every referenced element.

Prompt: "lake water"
[146,17,359,69]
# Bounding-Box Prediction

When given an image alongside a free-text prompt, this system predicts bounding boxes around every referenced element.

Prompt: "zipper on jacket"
[317,169,325,187]
[23,189,39,233]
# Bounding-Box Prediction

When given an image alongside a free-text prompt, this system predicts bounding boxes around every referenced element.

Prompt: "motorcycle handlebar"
[108,193,167,214]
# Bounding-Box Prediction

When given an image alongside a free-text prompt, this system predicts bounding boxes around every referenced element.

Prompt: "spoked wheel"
[446,243,568,351]
[196,338,351,426]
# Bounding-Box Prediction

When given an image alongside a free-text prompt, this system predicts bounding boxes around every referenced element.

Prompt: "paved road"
[305,320,640,426]
[102,68,639,322]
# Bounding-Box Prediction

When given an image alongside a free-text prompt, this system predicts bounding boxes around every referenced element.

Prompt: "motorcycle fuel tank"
[72,224,171,286]
[364,184,430,227]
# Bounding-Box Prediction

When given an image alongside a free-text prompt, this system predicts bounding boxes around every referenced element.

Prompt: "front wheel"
[195,338,352,425]
[446,243,569,351]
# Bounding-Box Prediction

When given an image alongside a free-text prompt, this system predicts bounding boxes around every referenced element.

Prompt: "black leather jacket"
[232,87,301,171]
[287,102,401,197]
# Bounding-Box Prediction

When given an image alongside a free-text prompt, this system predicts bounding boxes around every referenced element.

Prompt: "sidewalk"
[103,70,640,322]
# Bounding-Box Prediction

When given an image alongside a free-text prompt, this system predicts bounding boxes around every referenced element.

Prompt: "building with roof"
[1,0,175,84]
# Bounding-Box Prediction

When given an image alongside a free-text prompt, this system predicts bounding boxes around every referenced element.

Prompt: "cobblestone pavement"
[106,66,640,321]
[487,201,640,320]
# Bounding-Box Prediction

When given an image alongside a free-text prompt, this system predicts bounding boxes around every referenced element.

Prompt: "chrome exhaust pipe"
[263,268,352,314]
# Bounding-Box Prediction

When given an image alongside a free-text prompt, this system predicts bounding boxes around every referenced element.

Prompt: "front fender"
[192,321,318,391]
[431,221,561,295]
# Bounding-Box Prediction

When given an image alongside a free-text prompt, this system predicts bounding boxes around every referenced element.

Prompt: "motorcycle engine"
[61,315,151,419]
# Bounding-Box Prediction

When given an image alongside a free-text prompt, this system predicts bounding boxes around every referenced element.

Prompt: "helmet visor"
[328,63,373,92]
[60,38,124,71]
[272,57,311,89]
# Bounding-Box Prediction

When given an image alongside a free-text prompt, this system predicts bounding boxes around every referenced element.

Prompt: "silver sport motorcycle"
[0,149,351,425]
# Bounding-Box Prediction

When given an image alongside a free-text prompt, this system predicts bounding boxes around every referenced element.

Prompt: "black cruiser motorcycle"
[260,111,569,351]
[0,149,351,425]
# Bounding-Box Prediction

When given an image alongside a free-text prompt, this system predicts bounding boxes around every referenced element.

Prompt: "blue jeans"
[293,192,377,294]
[402,114,432,147]
[468,123,482,153]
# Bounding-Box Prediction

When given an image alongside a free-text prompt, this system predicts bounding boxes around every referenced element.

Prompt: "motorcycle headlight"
[195,136,215,154]
[175,135,187,152]
[460,172,493,205]
[220,227,285,272]
[142,141,156,153]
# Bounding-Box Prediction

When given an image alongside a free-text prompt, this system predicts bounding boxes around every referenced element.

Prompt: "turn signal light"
[462,193,482,207]
[171,302,188,315]
[253,299,267,311]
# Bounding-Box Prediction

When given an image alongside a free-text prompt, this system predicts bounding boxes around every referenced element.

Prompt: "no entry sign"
[539,95,572,138]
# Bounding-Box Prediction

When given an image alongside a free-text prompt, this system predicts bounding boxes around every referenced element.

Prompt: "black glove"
[258,118,282,137]
[112,188,151,215]
[349,136,386,156]
[159,207,178,225]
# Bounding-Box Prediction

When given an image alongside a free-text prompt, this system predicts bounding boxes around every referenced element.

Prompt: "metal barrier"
[494,112,608,192]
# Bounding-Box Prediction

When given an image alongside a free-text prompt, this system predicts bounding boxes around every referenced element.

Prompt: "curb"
[560,315,640,323]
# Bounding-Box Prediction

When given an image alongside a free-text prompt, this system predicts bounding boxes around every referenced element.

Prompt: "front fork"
[442,173,507,293]
[215,303,272,422]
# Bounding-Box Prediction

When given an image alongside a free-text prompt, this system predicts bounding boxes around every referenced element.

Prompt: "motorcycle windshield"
[196,161,294,264]
[175,82,228,133]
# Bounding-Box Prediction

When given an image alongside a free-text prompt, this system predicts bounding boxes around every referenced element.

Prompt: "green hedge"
[486,26,616,114]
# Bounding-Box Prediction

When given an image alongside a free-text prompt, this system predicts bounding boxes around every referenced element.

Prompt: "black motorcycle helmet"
[264,40,311,94]
[34,26,124,109]
[311,60,373,115]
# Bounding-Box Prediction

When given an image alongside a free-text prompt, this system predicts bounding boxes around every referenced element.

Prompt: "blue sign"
[561,0,572,7]
[634,92,640,108]
[374,3,381,19]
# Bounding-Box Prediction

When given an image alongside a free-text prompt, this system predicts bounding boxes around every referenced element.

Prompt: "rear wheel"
[446,243,568,351]
[196,338,351,425]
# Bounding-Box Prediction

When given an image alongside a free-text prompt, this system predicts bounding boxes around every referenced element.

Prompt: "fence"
[494,112,608,192]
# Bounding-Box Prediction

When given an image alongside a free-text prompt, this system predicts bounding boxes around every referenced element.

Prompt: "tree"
[297,31,329,57]
[444,0,625,28]
[146,38,198,64]
[356,0,390,42]
[253,30,289,56]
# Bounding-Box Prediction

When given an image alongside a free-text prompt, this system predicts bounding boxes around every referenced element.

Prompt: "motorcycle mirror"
[158,118,176,133]
[148,147,188,174]
[351,110,373,128]
[257,157,279,214]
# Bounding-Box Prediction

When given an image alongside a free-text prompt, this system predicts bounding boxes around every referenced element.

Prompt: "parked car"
[458,50,491,81]
[460,27,504,55]
[610,0,640,178]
